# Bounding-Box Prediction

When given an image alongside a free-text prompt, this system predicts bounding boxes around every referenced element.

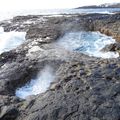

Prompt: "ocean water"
[0,8,120,21]
[0,27,26,54]
[57,31,119,58]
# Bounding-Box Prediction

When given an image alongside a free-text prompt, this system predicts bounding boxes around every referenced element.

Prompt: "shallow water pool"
[57,31,119,58]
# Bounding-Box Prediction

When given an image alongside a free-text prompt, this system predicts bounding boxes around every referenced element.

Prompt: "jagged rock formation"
[0,13,120,120]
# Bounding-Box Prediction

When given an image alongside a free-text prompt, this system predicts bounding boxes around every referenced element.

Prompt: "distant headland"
[76,3,120,9]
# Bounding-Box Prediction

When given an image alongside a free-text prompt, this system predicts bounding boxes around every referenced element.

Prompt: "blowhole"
[56,31,119,58]
[15,65,55,99]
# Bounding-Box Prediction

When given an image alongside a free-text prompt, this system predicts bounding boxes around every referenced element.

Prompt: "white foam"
[16,66,55,99]
[28,46,43,53]
[0,27,26,54]
[0,27,4,33]
[57,31,119,58]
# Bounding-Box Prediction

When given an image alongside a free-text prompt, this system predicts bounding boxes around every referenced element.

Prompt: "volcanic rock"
[0,13,120,120]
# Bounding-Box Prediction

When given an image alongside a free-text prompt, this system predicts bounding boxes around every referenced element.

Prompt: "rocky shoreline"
[0,13,120,120]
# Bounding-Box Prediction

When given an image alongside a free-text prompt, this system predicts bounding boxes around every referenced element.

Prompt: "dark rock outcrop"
[101,42,120,54]
[0,106,19,120]
[0,13,120,120]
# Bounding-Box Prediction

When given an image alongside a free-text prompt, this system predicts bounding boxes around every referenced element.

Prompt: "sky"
[0,0,120,9]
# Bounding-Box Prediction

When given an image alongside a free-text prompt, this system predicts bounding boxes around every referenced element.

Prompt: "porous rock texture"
[0,13,120,120]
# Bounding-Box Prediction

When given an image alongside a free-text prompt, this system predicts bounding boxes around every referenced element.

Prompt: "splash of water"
[16,66,55,99]
[57,31,119,58]
[0,27,26,54]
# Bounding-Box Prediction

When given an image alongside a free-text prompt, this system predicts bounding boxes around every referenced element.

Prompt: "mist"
[16,65,55,99]
[57,31,119,58]
[0,27,26,54]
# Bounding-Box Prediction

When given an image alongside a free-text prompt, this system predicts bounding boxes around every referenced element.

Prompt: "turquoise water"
[57,31,119,58]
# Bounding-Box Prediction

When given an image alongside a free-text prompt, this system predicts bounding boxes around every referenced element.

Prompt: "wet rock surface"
[101,42,120,54]
[0,13,120,120]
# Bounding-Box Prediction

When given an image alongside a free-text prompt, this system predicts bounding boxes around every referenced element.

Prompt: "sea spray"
[16,65,55,99]
[0,27,26,54]
[57,31,119,58]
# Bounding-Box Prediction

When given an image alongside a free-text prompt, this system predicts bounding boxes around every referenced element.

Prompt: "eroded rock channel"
[0,13,120,120]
